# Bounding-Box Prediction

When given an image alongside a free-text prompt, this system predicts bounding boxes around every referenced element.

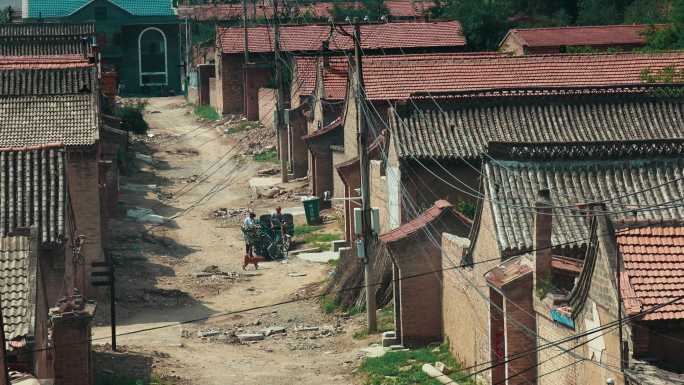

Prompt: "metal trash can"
[303,197,321,225]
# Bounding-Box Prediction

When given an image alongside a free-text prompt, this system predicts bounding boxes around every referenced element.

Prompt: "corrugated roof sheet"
[617,224,684,321]
[503,24,659,49]
[0,235,36,342]
[360,51,684,100]
[26,0,175,17]
[484,144,684,254]
[0,94,99,146]
[389,99,684,160]
[0,145,67,244]
[219,21,465,54]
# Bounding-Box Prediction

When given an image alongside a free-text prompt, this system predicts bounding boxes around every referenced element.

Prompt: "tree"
[433,0,513,51]
[644,0,684,49]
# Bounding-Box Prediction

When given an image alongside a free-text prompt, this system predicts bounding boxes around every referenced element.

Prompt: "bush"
[194,105,220,121]
[115,101,149,134]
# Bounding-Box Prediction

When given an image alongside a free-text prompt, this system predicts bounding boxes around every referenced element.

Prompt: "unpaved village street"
[92,97,368,385]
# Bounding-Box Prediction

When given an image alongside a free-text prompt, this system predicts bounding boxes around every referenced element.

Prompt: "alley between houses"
[91,97,367,385]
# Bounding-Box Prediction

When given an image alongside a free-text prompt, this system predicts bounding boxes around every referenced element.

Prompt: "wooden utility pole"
[354,21,376,332]
[274,0,288,183]
[242,0,249,63]
[0,290,10,385]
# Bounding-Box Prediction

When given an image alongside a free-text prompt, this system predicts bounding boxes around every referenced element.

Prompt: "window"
[94,6,107,20]
[138,27,168,86]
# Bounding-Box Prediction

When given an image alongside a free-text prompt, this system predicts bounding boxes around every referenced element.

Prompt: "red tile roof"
[617,224,684,321]
[360,51,684,100]
[302,116,344,141]
[218,21,465,54]
[503,24,662,49]
[380,200,472,243]
[294,52,504,101]
[0,55,90,69]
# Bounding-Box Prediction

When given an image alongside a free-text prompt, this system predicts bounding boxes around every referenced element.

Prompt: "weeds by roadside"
[359,343,476,385]
[353,307,394,339]
[293,224,342,251]
[253,149,278,163]
[193,105,220,121]
[116,100,149,134]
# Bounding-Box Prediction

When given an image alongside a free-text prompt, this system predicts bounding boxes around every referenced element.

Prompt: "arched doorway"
[138,27,167,86]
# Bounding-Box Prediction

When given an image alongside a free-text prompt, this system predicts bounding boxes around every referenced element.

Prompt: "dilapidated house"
[0,145,96,385]
[442,141,684,385]
[0,54,106,297]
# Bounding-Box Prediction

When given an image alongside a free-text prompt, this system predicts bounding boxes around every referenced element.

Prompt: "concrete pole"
[274,0,288,183]
[354,21,376,332]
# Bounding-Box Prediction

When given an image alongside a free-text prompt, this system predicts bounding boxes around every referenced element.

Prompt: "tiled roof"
[302,115,343,141]
[360,51,684,100]
[0,22,94,56]
[218,21,465,54]
[502,24,659,49]
[179,0,433,21]
[0,145,67,245]
[617,224,684,321]
[380,200,472,243]
[0,55,90,69]
[484,143,684,254]
[0,235,36,342]
[0,94,99,146]
[26,0,176,18]
[389,99,684,160]
[0,65,97,96]
[294,52,503,101]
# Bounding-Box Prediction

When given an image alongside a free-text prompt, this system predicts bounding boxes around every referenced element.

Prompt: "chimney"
[534,189,553,281]
[322,40,330,69]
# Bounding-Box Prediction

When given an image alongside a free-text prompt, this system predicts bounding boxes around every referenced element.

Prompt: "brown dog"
[243,254,265,270]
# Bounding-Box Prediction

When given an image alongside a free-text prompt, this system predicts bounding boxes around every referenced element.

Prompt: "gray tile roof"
[484,143,684,254]
[389,100,684,160]
[0,23,94,56]
[0,236,36,342]
[0,66,96,96]
[0,146,67,244]
[0,94,99,146]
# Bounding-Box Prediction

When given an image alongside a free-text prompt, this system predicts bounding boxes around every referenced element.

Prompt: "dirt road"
[93,97,366,385]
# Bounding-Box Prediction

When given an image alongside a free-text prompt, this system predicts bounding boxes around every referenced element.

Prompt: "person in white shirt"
[243,212,259,269]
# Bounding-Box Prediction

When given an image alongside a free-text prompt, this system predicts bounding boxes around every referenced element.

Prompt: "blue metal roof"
[27,0,176,18]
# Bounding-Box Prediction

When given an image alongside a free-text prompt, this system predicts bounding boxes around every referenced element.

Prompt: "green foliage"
[253,149,278,163]
[359,343,476,385]
[576,0,621,25]
[353,307,394,339]
[456,201,476,219]
[536,272,554,300]
[331,0,388,21]
[0,7,11,23]
[432,0,513,51]
[624,0,669,23]
[294,224,342,251]
[115,101,149,135]
[193,105,221,121]
[321,295,341,314]
[640,65,684,83]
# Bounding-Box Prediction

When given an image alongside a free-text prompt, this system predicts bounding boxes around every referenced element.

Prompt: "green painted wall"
[57,0,182,95]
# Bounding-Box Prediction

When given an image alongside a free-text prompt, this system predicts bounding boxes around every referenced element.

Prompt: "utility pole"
[0,290,10,385]
[354,21,376,332]
[242,0,249,63]
[274,0,288,183]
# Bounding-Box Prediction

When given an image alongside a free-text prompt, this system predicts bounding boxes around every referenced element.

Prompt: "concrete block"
[331,240,347,252]
[261,326,287,336]
[237,333,265,342]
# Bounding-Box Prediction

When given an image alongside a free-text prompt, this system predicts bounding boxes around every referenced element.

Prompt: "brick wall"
[289,107,308,178]
[258,88,277,130]
[51,309,94,385]
[441,199,502,384]
[332,150,346,206]
[215,53,244,115]
[245,67,272,120]
[66,149,104,297]
[390,232,443,347]
[198,64,215,106]
[536,313,578,385]
[370,160,389,233]
[342,89,358,163]
[498,36,525,56]
[502,275,537,385]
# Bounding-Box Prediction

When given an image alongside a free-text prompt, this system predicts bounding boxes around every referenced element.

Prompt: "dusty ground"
[93,97,369,385]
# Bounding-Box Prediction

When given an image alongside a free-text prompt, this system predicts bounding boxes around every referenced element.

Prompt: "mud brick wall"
[215,54,243,115]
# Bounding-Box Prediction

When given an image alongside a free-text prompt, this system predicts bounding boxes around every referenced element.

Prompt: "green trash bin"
[303,197,321,225]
